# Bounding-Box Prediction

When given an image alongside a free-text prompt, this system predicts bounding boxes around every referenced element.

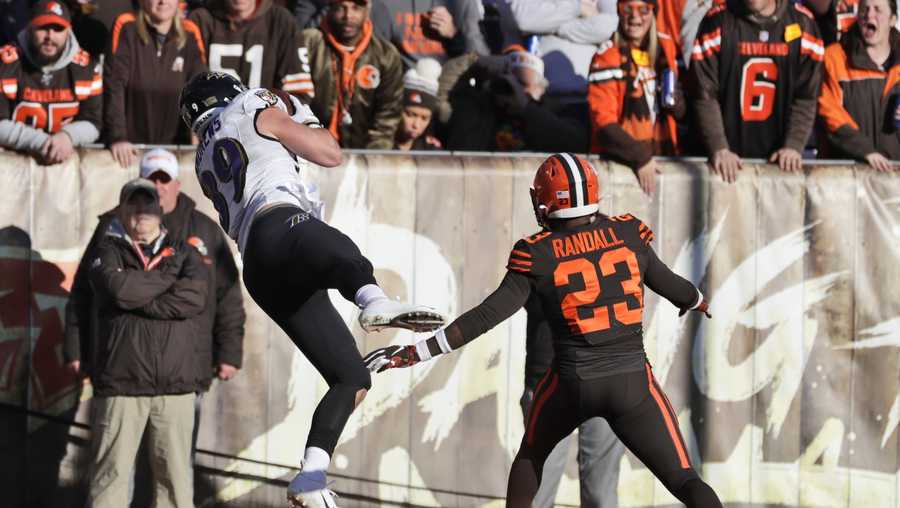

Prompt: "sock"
[303,446,331,473]
[354,284,387,308]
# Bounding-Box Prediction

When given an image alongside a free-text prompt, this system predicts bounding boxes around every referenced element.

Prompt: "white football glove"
[285,93,321,127]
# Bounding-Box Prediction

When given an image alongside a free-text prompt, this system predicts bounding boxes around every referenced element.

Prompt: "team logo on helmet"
[179,71,247,133]
[47,2,63,15]
[530,153,600,228]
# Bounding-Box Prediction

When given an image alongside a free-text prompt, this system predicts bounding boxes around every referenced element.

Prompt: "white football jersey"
[194,88,323,253]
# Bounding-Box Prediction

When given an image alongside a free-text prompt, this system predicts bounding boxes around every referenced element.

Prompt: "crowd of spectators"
[1,0,900,192]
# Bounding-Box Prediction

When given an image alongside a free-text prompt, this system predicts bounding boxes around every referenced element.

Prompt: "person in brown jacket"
[189,0,308,92]
[299,0,404,149]
[104,0,207,167]
[85,178,208,508]
[817,0,900,171]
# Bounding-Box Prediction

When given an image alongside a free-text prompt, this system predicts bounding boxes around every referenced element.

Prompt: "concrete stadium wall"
[0,149,898,507]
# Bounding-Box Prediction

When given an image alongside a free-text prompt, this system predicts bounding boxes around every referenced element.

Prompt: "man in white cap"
[64,148,245,484]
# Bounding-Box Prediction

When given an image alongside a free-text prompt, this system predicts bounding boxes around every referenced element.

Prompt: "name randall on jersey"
[551,228,624,259]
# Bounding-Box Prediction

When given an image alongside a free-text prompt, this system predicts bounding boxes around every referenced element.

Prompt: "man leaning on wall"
[817,0,900,172]
[0,0,102,164]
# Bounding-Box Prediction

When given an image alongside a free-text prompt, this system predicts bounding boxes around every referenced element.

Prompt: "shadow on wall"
[0,225,87,508]
[541,50,588,94]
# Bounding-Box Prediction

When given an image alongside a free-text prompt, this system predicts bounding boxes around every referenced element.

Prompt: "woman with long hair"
[588,0,685,195]
[104,0,207,167]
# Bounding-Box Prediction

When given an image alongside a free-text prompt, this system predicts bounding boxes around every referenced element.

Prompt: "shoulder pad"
[182,19,206,55]
[705,4,727,19]
[110,13,136,55]
[300,26,324,44]
[242,88,281,113]
[610,214,654,245]
[71,49,92,67]
[591,41,619,68]
[636,220,654,246]
[523,231,552,245]
[1,44,20,65]
[508,237,541,274]
[793,2,815,19]
[596,39,614,55]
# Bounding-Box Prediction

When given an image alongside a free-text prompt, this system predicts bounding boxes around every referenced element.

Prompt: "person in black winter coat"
[85,178,208,508]
[65,148,244,389]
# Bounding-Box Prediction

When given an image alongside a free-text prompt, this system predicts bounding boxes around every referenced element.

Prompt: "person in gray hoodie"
[510,0,618,99]
[0,0,102,164]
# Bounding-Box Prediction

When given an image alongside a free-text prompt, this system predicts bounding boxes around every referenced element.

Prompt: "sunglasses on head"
[618,2,653,16]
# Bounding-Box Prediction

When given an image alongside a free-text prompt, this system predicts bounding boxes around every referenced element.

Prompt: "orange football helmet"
[531,153,600,227]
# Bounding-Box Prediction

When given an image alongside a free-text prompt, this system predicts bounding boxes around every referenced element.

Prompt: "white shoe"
[358,299,445,333]
[287,469,338,508]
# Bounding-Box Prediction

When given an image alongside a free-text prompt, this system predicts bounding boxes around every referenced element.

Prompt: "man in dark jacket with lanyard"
[86,178,208,508]
[64,149,245,468]
[65,148,244,386]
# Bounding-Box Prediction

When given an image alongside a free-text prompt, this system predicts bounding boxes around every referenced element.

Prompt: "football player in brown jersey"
[365,153,723,507]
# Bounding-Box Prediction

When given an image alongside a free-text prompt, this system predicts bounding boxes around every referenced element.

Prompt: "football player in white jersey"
[179,71,444,508]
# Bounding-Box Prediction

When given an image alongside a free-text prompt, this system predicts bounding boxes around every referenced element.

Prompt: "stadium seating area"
[1,0,897,179]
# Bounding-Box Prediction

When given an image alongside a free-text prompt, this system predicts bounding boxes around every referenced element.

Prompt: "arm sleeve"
[435,53,480,123]
[523,293,554,389]
[443,270,532,349]
[103,24,131,143]
[89,242,179,310]
[643,247,701,310]
[60,120,100,146]
[0,119,50,153]
[784,21,824,152]
[689,15,731,154]
[817,44,875,159]
[556,13,618,45]
[66,59,103,145]
[449,0,491,55]
[139,251,208,319]
[210,230,245,368]
[365,49,403,149]
[63,220,109,364]
[510,0,581,34]
[440,3,468,60]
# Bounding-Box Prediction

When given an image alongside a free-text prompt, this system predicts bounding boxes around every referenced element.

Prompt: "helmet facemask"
[530,187,550,229]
